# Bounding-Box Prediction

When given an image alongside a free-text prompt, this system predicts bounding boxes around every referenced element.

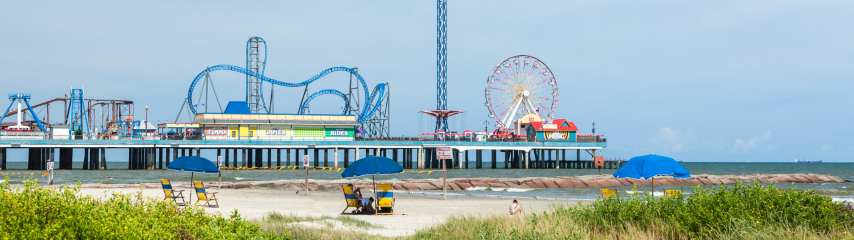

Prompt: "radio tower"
[421,0,462,132]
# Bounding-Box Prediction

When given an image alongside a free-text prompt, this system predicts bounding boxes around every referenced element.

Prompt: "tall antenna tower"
[246,37,267,113]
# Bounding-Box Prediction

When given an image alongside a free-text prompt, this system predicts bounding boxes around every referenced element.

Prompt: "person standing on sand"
[509,199,522,215]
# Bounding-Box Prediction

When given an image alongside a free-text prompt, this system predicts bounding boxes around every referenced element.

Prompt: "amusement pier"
[0,1,619,171]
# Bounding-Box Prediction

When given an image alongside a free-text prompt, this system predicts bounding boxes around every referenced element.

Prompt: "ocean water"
[1,162,851,201]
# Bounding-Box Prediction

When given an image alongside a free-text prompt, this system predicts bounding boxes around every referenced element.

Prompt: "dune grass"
[408,181,854,240]
[256,181,854,240]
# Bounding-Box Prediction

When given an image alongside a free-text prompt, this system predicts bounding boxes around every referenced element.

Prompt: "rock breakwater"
[80,173,848,192]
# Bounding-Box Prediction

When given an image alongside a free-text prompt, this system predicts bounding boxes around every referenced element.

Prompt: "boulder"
[400,183,418,190]
[456,182,474,190]
[582,180,601,188]
[541,179,560,188]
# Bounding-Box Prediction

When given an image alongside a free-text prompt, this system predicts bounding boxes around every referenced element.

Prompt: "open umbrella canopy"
[167,156,219,173]
[613,154,690,180]
[341,156,403,178]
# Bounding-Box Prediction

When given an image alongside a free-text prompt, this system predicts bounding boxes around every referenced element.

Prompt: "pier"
[0,139,621,170]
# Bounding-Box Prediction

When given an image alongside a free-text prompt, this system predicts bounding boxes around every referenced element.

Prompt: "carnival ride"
[0,94,46,134]
[485,55,558,131]
[185,38,391,138]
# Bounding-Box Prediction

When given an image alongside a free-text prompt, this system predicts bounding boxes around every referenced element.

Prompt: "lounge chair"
[193,181,219,208]
[161,179,186,206]
[341,185,361,214]
[600,189,620,202]
[376,184,395,215]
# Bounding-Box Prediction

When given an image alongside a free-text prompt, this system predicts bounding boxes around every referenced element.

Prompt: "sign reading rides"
[325,128,354,137]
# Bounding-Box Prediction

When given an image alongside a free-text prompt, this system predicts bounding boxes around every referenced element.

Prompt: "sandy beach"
[78,187,573,237]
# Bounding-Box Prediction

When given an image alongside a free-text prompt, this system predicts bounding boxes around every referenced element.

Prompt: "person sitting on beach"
[362,197,376,214]
[509,199,522,215]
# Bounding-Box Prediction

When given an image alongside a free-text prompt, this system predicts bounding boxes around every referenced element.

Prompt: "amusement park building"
[160,101,358,141]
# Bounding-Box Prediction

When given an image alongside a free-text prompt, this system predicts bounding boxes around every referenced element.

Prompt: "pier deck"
[0,140,620,171]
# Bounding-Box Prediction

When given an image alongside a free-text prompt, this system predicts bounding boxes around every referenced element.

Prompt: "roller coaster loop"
[187,65,385,123]
[299,89,349,115]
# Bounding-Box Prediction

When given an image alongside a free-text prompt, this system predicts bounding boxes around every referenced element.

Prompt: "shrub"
[0,177,283,239]
[568,181,854,238]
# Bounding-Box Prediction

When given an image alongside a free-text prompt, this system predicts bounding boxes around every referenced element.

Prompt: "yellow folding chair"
[376,184,395,215]
[664,189,681,198]
[600,189,620,202]
[193,181,219,208]
[341,185,360,214]
[161,179,185,206]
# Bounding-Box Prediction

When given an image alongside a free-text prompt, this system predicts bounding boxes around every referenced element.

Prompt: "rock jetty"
[81,173,848,192]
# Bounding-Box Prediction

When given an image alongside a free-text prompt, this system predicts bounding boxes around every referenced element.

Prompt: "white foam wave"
[234,177,245,180]
[465,187,534,192]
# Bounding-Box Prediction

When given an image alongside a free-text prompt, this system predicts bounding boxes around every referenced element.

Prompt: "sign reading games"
[325,128,354,137]
[259,126,290,137]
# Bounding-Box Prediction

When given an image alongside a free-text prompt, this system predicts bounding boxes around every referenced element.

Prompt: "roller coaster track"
[188,65,385,123]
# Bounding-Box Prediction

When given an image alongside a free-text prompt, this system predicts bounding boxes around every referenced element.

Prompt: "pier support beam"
[242,149,247,167]
[267,149,272,167]
[417,148,424,169]
[286,149,291,167]
[334,148,338,169]
[247,149,253,168]
[233,149,238,167]
[90,148,100,170]
[343,148,349,168]
[0,148,5,170]
[277,149,281,167]
[255,149,262,168]
[224,149,229,168]
[323,149,328,167]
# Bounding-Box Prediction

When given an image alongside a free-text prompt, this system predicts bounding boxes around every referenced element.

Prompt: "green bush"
[0,177,284,239]
[569,181,854,238]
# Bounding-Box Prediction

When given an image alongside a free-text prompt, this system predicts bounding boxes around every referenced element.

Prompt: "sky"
[0,1,852,162]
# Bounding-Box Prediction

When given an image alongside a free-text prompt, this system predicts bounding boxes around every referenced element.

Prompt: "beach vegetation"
[407,181,854,239]
[0,177,281,239]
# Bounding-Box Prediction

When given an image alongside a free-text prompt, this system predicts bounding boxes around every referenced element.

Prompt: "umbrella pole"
[190,172,194,205]
[651,177,654,195]
[373,175,377,210]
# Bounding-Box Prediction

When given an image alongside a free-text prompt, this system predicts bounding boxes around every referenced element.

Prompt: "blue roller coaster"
[187,38,386,124]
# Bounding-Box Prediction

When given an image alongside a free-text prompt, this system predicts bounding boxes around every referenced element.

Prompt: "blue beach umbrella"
[341,156,403,200]
[167,156,220,203]
[613,154,690,192]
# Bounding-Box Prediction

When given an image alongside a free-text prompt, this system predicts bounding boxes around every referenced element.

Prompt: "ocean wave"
[234,177,246,180]
[465,187,534,192]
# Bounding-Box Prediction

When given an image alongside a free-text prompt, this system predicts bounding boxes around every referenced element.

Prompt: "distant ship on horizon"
[795,159,822,163]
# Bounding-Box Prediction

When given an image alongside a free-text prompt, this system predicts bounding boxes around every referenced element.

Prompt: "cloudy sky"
[1,1,852,162]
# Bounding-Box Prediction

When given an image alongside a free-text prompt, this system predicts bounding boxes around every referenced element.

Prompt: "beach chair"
[161,179,185,206]
[341,185,360,214]
[600,189,620,202]
[193,181,219,208]
[376,184,395,215]
[664,190,681,199]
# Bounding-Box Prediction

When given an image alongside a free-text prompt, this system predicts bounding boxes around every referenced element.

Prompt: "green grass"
[0,176,282,239]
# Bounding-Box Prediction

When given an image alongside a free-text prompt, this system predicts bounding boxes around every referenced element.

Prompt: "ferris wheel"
[485,55,558,130]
